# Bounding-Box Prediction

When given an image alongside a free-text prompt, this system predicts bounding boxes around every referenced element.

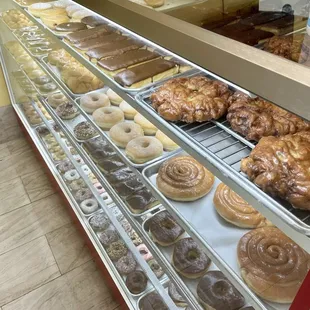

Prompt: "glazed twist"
[241,131,310,210]
[151,76,232,123]
[214,183,272,228]
[157,156,214,201]
[238,227,310,303]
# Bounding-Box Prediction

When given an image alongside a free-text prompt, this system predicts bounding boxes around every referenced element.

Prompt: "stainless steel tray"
[75,88,181,169]
[135,71,310,239]
[142,151,290,310]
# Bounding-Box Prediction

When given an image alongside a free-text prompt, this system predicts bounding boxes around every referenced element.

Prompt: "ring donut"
[115,252,137,275]
[93,106,124,129]
[80,92,110,113]
[80,198,98,214]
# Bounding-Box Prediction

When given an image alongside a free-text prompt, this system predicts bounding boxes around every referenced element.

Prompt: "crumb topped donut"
[109,122,144,148]
[80,92,110,113]
[93,106,124,129]
[73,121,97,140]
[125,136,163,163]
[56,102,79,119]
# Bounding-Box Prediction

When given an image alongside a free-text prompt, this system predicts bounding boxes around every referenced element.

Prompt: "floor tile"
[7,138,31,156]
[0,156,18,184]
[21,170,56,202]
[0,177,30,216]
[3,260,120,310]
[0,143,10,161]
[0,194,71,255]
[46,223,92,274]
[0,236,60,306]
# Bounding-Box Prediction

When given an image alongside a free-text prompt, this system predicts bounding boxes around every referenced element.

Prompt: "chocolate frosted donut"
[74,121,97,140]
[125,270,147,294]
[197,271,245,310]
[149,211,184,246]
[168,282,186,307]
[140,292,168,310]
[172,238,211,279]
[98,228,119,247]
[56,22,87,32]
[115,252,137,275]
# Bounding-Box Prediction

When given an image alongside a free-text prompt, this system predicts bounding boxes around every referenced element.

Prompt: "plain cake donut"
[134,113,157,135]
[93,106,124,129]
[107,88,122,106]
[172,237,211,279]
[80,92,110,113]
[155,130,178,151]
[197,271,245,310]
[109,122,144,148]
[119,100,137,120]
[125,136,163,163]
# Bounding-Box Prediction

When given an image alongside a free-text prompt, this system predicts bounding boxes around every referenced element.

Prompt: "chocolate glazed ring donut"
[197,271,245,310]
[149,211,184,246]
[125,270,147,294]
[115,252,137,275]
[172,237,211,279]
[140,292,168,310]
[238,226,310,303]
[168,282,187,307]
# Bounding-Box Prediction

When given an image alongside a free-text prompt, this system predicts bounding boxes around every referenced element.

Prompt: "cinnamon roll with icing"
[238,227,310,303]
[214,183,272,228]
[156,156,214,201]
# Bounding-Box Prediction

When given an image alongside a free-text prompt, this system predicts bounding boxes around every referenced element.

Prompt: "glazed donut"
[126,137,163,164]
[56,102,79,120]
[33,76,51,85]
[58,160,74,174]
[125,271,147,294]
[115,253,137,275]
[134,113,157,135]
[93,107,124,129]
[94,182,105,194]
[149,211,184,246]
[74,188,92,202]
[39,82,58,94]
[28,69,45,80]
[238,227,310,303]
[119,100,138,120]
[81,164,91,175]
[137,244,153,261]
[107,88,122,106]
[69,179,86,191]
[140,292,168,310]
[89,213,110,231]
[98,228,119,247]
[109,122,144,148]
[173,237,211,279]
[80,92,110,114]
[155,130,179,151]
[168,282,187,307]
[214,183,272,228]
[64,169,79,182]
[197,271,245,310]
[74,121,97,140]
[157,156,214,201]
[80,198,98,214]
[106,240,128,261]
[147,258,164,278]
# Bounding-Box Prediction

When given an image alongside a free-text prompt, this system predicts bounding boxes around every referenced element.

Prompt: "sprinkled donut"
[107,240,128,261]
[80,198,99,214]
[58,160,74,174]
[74,188,92,202]
[125,270,147,294]
[109,122,144,148]
[74,121,97,140]
[147,259,164,278]
[115,252,137,275]
[89,213,110,231]
[128,230,142,246]
[47,92,67,108]
[56,102,79,120]
[80,92,110,113]
[121,219,132,233]
[98,228,119,247]
[64,169,80,182]
[137,244,152,261]
[69,179,86,191]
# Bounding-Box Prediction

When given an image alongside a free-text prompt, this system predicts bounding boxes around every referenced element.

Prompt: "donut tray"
[142,151,291,310]
[74,88,181,170]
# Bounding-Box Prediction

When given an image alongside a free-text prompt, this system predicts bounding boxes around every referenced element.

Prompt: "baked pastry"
[109,122,144,148]
[197,271,245,310]
[227,94,310,141]
[106,88,122,106]
[56,102,79,120]
[115,253,137,275]
[73,121,97,140]
[106,240,128,261]
[89,213,110,231]
[93,107,124,129]
[83,137,115,161]
[29,3,53,16]
[47,93,68,108]
[80,92,110,113]
[214,183,272,228]
[148,259,164,278]
[98,228,119,247]
[114,58,178,88]
[80,198,98,214]
[97,156,125,174]
[238,227,310,303]
[126,137,163,163]
[125,271,147,294]
[119,101,137,120]
[140,292,168,310]
[55,22,87,33]
[157,156,214,201]
[134,113,157,135]
[81,15,106,27]
[155,130,178,151]
[149,211,184,246]
[172,238,211,279]
[144,0,164,8]
[241,132,310,210]
[125,188,159,214]
[168,282,186,307]
[151,76,231,123]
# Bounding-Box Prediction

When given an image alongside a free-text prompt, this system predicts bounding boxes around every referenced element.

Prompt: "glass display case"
[0,0,310,309]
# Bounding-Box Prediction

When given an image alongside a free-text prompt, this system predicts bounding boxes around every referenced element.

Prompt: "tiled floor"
[0,106,122,310]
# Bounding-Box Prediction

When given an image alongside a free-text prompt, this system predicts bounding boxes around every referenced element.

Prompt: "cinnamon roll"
[214,183,272,228]
[238,227,310,303]
[157,156,214,201]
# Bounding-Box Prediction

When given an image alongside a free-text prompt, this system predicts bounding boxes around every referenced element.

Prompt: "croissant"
[227,94,310,141]
[241,131,310,210]
[151,76,232,123]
